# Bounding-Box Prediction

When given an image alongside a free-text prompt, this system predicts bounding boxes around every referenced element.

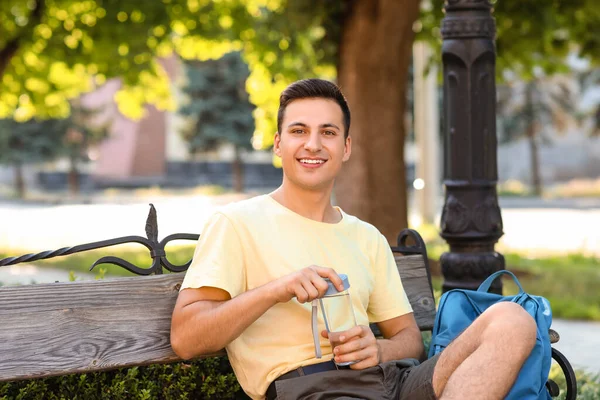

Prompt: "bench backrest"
[0,254,435,382]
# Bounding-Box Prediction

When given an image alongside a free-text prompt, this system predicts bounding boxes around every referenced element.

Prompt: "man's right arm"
[170,284,277,359]
[170,266,344,360]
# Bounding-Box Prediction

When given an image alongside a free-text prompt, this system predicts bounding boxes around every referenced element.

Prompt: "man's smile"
[298,158,327,168]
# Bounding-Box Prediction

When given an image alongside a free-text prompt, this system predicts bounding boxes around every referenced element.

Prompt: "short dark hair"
[277,79,351,138]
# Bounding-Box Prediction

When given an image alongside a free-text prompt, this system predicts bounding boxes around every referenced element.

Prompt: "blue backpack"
[429,270,553,400]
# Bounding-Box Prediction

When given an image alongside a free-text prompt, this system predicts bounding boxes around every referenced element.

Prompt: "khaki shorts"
[270,354,440,400]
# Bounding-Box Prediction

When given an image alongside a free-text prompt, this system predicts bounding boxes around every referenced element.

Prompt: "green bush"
[550,364,600,400]
[0,358,247,400]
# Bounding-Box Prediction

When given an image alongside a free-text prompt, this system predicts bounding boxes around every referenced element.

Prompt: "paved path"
[0,193,249,252]
[552,319,600,373]
[499,197,600,257]
[3,194,600,255]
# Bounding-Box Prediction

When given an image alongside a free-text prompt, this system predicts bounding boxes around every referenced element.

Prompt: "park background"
[0,0,599,398]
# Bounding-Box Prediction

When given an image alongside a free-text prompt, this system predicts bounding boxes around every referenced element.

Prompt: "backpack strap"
[478,270,524,294]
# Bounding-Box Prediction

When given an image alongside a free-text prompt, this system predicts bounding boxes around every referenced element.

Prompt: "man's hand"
[269,266,344,304]
[322,326,381,369]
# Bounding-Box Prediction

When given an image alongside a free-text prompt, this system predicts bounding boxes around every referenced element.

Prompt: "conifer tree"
[178,52,254,192]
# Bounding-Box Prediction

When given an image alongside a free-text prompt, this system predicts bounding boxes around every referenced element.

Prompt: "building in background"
[6,56,281,193]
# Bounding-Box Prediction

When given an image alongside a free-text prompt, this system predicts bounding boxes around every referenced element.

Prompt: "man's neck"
[270,181,341,224]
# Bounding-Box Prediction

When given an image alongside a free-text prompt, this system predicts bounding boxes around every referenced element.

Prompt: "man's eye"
[292,129,305,134]
[323,130,336,136]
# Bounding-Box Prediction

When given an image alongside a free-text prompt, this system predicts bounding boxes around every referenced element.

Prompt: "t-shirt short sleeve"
[180,212,246,298]
[367,233,413,323]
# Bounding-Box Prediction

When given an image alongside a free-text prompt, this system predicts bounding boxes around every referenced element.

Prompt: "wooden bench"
[0,205,576,399]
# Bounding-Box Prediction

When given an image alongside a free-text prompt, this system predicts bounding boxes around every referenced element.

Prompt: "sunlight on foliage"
[3,0,593,149]
[114,61,175,120]
[0,0,342,149]
[174,36,241,62]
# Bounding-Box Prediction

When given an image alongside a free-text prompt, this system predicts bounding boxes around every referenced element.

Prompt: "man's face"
[274,98,351,191]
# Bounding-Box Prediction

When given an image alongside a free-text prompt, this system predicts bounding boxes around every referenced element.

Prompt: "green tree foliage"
[418,0,600,79]
[0,101,109,196]
[178,51,255,192]
[0,0,252,121]
[2,0,598,143]
[0,117,68,197]
[3,0,596,132]
[179,52,254,153]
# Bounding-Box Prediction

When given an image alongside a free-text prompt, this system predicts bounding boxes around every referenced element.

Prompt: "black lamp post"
[439,0,505,293]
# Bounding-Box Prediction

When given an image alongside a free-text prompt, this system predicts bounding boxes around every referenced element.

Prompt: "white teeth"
[300,159,325,164]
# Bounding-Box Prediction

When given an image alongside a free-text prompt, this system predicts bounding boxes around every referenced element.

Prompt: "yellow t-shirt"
[180,194,412,399]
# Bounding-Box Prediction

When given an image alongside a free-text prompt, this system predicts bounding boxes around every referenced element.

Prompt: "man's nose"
[304,132,322,152]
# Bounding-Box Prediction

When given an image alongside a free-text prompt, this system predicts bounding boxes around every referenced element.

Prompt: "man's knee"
[482,302,537,353]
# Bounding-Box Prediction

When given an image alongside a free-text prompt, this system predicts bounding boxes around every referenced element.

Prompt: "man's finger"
[336,326,363,343]
[305,271,329,297]
[334,347,374,367]
[334,337,364,356]
[313,277,330,297]
[294,285,310,303]
[313,266,344,291]
[301,280,319,301]
[348,355,378,370]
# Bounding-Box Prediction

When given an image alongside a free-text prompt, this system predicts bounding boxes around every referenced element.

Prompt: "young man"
[171,79,537,400]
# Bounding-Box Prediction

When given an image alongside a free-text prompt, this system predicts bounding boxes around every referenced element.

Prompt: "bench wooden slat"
[394,254,436,331]
[0,254,435,382]
[0,274,222,382]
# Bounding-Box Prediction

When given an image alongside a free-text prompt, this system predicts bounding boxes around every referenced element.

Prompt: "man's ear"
[342,135,352,162]
[273,132,282,157]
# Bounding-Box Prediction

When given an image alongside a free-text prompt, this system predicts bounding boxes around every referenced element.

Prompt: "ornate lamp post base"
[439,0,505,294]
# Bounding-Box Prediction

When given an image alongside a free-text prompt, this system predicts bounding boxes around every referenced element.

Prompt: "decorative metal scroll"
[0,204,199,275]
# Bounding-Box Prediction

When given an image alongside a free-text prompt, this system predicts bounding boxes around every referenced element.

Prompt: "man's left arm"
[377,312,425,362]
[327,231,425,369]
[324,312,425,369]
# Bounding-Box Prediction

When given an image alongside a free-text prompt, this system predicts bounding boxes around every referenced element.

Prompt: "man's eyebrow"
[287,122,309,128]
[287,122,341,130]
[320,123,340,130]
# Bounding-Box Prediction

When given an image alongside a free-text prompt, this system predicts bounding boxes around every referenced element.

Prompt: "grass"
[2,223,599,321]
[102,184,229,199]
[550,364,600,399]
[497,179,536,197]
[3,227,600,321]
[497,178,600,199]
[418,225,600,322]
[503,253,600,321]
[0,244,196,281]
[0,184,233,205]
[550,179,600,199]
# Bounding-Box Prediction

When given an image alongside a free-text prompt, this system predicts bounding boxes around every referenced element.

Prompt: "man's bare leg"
[431,302,537,399]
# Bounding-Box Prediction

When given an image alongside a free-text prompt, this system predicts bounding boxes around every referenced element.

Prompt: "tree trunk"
[14,161,25,199]
[232,146,244,193]
[335,0,420,243]
[68,155,80,195]
[525,83,542,196]
[0,0,45,79]
[527,129,542,196]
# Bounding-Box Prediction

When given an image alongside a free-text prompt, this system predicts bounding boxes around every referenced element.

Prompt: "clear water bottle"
[311,273,358,366]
